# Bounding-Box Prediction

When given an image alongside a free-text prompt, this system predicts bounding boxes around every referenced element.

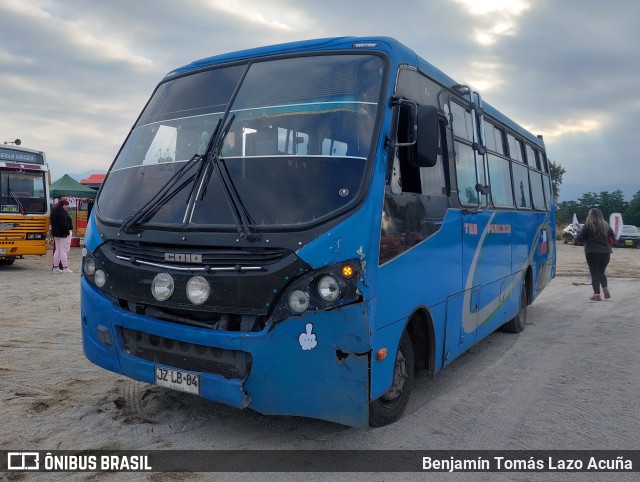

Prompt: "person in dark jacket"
[51,195,68,269]
[574,208,615,301]
[50,199,74,273]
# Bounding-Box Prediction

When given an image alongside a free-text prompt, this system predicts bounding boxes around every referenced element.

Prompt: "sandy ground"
[1,241,639,481]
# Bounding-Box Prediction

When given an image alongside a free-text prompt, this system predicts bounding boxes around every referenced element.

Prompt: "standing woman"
[575,208,614,300]
[51,199,74,273]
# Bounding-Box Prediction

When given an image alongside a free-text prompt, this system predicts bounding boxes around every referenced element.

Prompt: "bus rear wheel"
[502,278,527,333]
[369,330,414,427]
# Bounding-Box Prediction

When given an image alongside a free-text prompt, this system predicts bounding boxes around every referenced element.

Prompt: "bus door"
[444,88,492,365]
[444,285,479,365]
[446,205,513,364]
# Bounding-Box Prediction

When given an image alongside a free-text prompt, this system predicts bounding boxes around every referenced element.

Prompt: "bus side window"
[530,169,546,210]
[507,134,524,163]
[451,101,485,207]
[487,153,514,208]
[526,144,541,170]
[394,103,421,194]
[511,162,531,209]
[419,120,448,198]
[455,141,478,205]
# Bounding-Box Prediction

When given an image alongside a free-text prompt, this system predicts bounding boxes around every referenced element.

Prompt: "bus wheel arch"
[502,268,531,333]
[369,329,414,427]
[406,307,435,376]
[369,309,433,427]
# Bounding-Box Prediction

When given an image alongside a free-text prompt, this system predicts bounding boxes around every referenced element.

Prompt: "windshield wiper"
[120,113,256,240]
[9,189,26,215]
[119,119,221,234]
[215,158,257,240]
[195,115,258,241]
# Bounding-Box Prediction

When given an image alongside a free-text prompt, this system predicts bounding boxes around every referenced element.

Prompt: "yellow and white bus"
[0,143,50,265]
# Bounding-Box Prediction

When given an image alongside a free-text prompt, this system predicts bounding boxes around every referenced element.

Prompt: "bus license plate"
[155,366,200,395]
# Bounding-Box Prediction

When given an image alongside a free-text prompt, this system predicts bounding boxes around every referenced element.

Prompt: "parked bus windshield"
[99,54,383,227]
[0,170,48,214]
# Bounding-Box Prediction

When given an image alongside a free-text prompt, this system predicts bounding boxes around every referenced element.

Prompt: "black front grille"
[95,241,311,316]
[120,328,252,379]
[110,242,287,267]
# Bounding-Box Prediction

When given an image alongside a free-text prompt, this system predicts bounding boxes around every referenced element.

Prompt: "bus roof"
[166,36,544,149]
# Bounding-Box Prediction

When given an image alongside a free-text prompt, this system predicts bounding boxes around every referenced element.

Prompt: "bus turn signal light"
[376,348,387,360]
[340,264,355,279]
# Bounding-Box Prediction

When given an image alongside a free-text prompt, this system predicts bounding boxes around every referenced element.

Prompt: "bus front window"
[0,171,47,214]
[98,54,384,228]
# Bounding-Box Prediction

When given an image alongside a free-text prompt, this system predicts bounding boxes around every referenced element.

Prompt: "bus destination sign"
[0,147,44,165]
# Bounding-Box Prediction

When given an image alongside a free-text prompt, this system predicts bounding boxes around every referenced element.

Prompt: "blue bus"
[81,37,555,428]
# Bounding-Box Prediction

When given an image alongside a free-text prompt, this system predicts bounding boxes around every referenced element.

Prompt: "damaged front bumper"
[81,279,372,428]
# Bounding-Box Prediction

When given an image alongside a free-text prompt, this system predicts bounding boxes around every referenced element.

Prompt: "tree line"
[550,160,639,226]
[556,190,640,227]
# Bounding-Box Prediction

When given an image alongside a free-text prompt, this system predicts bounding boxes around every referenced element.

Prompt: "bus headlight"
[152,273,174,301]
[94,269,107,288]
[186,276,210,305]
[288,290,310,313]
[26,233,46,240]
[83,257,96,276]
[83,253,105,287]
[271,260,363,323]
[318,275,340,302]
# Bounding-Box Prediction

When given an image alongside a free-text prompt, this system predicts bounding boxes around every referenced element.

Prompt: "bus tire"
[0,258,16,266]
[503,278,527,333]
[369,330,414,427]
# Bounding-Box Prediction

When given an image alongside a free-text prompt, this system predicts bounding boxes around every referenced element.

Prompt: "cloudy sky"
[1,0,638,202]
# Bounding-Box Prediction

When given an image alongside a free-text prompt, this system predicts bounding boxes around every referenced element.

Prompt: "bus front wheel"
[502,278,528,333]
[369,330,414,427]
[0,257,16,266]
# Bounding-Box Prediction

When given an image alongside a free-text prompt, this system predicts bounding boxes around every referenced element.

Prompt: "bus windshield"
[99,54,384,227]
[0,170,48,214]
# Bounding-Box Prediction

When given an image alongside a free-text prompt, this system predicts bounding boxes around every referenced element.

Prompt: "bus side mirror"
[415,105,438,168]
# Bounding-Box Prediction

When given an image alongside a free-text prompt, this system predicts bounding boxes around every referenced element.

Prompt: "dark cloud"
[0,0,637,202]
[483,0,640,201]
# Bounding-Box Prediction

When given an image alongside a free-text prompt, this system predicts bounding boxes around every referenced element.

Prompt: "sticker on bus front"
[299,323,318,350]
